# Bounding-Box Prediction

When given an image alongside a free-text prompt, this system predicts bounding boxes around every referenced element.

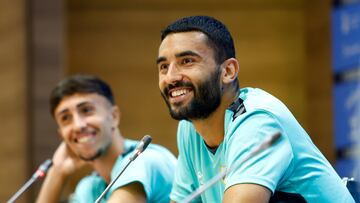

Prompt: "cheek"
[60,127,71,138]
[97,116,113,129]
[158,76,166,88]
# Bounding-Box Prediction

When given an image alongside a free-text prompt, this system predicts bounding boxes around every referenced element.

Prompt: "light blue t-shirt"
[71,139,176,203]
[170,88,354,203]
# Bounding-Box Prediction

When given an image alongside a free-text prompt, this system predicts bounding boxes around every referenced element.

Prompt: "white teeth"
[77,136,93,143]
[171,89,188,97]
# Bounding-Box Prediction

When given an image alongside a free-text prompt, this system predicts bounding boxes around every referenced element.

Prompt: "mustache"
[163,81,194,96]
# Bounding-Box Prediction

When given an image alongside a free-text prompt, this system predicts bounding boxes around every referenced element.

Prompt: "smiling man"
[36,74,176,203]
[157,16,354,203]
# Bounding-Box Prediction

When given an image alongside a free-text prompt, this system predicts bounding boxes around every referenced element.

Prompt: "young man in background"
[37,74,176,203]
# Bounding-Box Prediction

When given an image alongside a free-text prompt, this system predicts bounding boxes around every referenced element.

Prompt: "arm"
[35,166,67,203]
[223,183,271,203]
[36,142,87,203]
[107,182,147,203]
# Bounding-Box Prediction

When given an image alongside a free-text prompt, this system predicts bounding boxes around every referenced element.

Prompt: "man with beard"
[157,16,354,202]
[36,74,176,203]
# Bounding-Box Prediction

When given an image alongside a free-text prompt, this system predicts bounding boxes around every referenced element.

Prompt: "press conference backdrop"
[332,1,360,178]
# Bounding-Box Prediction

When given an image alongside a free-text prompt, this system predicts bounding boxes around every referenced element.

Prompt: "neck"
[91,129,124,183]
[192,89,239,148]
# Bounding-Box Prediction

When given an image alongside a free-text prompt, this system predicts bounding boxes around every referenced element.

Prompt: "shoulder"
[225,108,293,165]
[140,143,177,166]
[72,172,106,202]
[239,88,287,112]
[117,140,176,172]
[76,172,104,189]
[227,88,291,139]
[228,108,282,140]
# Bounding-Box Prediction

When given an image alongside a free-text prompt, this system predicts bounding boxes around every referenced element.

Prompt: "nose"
[163,63,183,85]
[72,114,86,131]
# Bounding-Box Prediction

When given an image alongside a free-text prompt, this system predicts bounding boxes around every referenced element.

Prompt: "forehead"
[158,31,214,57]
[55,93,110,114]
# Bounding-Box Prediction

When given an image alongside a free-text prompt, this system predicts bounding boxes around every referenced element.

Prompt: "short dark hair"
[49,74,115,115]
[161,16,235,64]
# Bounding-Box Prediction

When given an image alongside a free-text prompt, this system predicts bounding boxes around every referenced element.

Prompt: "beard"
[161,67,222,120]
[79,149,104,161]
[79,142,111,161]
[78,137,112,161]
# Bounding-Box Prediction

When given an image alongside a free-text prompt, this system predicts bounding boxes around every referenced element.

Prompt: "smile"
[170,88,191,97]
[77,136,93,143]
[75,132,96,144]
[167,87,193,105]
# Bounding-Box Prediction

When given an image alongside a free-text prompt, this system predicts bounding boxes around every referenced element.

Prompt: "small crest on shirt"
[228,98,246,121]
[197,171,204,185]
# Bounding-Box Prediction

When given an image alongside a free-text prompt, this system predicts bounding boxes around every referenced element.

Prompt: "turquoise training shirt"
[71,139,176,203]
[170,87,354,202]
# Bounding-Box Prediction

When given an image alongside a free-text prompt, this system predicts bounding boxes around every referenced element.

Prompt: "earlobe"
[222,58,239,84]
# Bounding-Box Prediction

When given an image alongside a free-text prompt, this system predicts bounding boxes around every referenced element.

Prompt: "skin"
[36,93,146,203]
[158,31,271,203]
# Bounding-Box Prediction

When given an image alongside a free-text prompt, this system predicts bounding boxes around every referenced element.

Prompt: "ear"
[221,58,239,85]
[111,105,120,127]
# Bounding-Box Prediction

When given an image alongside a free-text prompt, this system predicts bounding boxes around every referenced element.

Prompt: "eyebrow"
[175,50,200,58]
[156,56,166,65]
[156,51,201,65]
[77,102,92,109]
[56,108,69,118]
[55,101,92,117]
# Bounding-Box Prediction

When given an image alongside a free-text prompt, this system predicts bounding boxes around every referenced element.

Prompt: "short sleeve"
[108,144,175,203]
[225,110,294,193]
[70,174,106,203]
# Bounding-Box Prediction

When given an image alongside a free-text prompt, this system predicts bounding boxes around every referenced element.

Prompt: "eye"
[58,113,72,125]
[158,63,169,72]
[61,114,70,121]
[80,105,94,114]
[181,57,194,65]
